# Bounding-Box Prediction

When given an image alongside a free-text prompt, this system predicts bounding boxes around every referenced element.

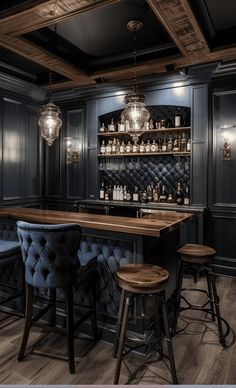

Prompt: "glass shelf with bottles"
[98,132,191,157]
[98,126,191,137]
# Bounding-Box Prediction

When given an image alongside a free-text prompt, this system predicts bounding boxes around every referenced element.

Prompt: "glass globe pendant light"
[121,20,150,142]
[38,73,62,146]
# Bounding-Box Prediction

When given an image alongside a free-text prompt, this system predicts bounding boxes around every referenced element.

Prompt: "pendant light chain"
[133,27,137,93]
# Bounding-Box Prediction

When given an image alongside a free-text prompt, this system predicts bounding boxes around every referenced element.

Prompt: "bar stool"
[113,263,178,385]
[0,239,24,318]
[173,243,230,347]
[17,221,98,374]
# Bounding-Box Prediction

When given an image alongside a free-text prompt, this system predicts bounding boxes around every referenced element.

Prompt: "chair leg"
[49,289,56,327]
[161,299,178,384]
[18,257,25,315]
[208,271,226,347]
[18,284,34,361]
[66,287,75,374]
[205,269,215,321]
[114,294,130,385]
[153,295,163,360]
[113,288,126,358]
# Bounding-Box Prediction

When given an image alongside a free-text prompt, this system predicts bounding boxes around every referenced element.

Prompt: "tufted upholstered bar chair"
[0,239,24,318]
[17,221,98,374]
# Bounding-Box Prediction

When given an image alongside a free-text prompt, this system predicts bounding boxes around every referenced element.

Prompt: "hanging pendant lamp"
[38,73,62,146]
[121,20,150,142]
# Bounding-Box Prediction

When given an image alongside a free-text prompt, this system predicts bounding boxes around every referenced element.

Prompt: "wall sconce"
[64,137,80,164]
[220,125,233,160]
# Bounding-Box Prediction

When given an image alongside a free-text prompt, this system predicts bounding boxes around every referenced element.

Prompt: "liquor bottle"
[100,140,106,154]
[105,140,112,154]
[149,119,154,130]
[159,185,167,202]
[145,140,151,153]
[180,132,186,152]
[162,137,167,152]
[113,185,117,201]
[151,139,157,153]
[176,182,183,205]
[157,139,162,152]
[123,186,127,201]
[153,184,160,202]
[187,136,191,152]
[116,139,121,153]
[99,122,105,133]
[119,141,126,153]
[126,189,131,201]
[167,135,173,152]
[147,185,153,202]
[111,138,117,154]
[132,141,139,153]
[104,186,109,201]
[99,181,105,200]
[108,118,116,132]
[118,118,125,132]
[126,140,132,153]
[173,136,179,152]
[184,186,190,205]
[132,186,139,202]
[139,140,145,153]
[174,108,182,127]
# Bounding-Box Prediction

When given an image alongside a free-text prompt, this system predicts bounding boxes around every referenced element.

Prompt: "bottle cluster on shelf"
[99,133,191,155]
[99,181,190,205]
[99,107,187,133]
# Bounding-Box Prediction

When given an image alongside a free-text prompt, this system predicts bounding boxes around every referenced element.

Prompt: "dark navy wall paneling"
[24,104,42,199]
[191,84,208,206]
[2,97,23,201]
[65,108,84,200]
[86,100,99,199]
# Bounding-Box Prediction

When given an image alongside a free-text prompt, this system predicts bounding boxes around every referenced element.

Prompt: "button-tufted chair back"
[17,221,81,289]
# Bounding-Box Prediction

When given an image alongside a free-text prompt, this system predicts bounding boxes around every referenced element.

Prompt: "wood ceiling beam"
[147,0,210,58]
[0,0,120,37]
[0,34,87,80]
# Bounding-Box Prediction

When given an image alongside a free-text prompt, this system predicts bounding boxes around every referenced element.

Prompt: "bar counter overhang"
[0,207,193,341]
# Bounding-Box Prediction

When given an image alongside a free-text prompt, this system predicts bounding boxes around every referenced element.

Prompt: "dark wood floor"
[0,274,235,385]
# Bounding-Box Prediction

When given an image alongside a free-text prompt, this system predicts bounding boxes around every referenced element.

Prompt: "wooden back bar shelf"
[98,152,191,157]
[98,126,191,137]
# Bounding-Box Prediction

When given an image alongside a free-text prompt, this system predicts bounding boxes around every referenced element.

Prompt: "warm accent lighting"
[65,137,80,164]
[220,125,233,160]
[121,20,150,142]
[38,73,62,146]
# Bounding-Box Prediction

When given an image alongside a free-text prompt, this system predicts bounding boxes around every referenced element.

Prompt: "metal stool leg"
[113,288,126,358]
[208,270,227,347]
[172,261,184,335]
[153,295,163,360]
[161,299,178,384]
[205,269,215,321]
[114,294,130,385]
[49,289,56,327]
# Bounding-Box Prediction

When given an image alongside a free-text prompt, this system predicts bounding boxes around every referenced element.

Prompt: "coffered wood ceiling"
[0,0,236,90]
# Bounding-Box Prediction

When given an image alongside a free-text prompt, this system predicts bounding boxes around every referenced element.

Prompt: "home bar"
[0,0,235,385]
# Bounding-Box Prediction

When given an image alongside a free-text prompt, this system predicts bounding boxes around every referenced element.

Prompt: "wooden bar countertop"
[0,207,193,237]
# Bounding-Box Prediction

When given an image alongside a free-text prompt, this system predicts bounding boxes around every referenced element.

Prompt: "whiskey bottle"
[108,118,116,132]
[119,141,126,153]
[174,108,182,127]
[139,140,145,153]
[99,181,105,200]
[162,137,167,152]
[99,123,105,133]
[160,185,167,202]
[126,140,132,153]
[180,132,187,152]
[105,140,112,154]
[132,141,139,153]
[147,185,153,202]
[100,140,106,154]
[151,139,157,152]
[111,138,117,154]
[184,186,190,205]
[167,135,173,152]
[145,140,151,153]
[176,182,183,205]
[187,136,191,152]
[132,186,139,202]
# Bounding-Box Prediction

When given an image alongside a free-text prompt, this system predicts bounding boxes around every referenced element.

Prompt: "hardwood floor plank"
[0,274,234,384]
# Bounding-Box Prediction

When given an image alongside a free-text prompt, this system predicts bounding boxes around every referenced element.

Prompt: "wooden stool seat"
[177,243,216,264]
[114,263,177,384]
[116,264,169,293]
[173,243,229,347]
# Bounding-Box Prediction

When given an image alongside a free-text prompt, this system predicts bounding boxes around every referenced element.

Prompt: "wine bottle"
[176,182,183,205]
[99,181,105,200]
[184,186,190,205]
[174,108,182,127]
